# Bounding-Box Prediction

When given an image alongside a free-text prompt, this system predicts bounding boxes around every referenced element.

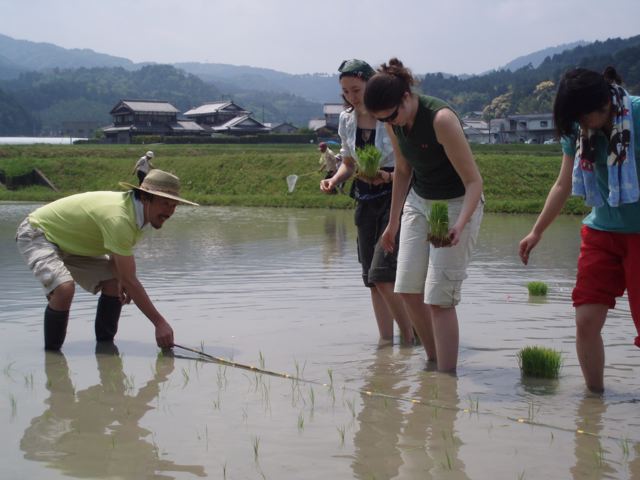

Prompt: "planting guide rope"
[172,344,639,445]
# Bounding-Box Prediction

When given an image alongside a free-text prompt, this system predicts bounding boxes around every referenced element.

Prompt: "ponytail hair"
[364,58,416,112]
[553,66,623,136]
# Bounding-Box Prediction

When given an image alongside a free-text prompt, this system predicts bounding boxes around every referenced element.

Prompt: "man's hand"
[155,320,174,348]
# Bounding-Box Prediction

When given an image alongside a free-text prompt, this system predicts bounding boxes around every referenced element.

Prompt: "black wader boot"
[95,294,122,342]
[44,306,69,350]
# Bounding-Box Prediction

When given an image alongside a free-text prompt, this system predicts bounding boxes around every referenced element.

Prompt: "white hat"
[146,151,154,158]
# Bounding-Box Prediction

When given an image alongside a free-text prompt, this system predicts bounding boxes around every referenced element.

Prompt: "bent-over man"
[16,169,198,350]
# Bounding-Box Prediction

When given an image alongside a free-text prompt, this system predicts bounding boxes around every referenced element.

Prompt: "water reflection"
[322,214,348,267]
[351,347,411,479]
[20,347,206,479]
[351,348,468,479]
[571,396,615,479]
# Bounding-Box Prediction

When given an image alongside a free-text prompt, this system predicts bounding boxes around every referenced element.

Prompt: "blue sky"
[1,0,638,75]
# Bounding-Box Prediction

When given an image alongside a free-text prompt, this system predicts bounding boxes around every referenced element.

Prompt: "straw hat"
[120,169,198,206]
[145,151,154,158]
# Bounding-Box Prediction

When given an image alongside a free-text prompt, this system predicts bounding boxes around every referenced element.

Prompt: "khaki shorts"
[16,218,115,296]
[394,190,483,306]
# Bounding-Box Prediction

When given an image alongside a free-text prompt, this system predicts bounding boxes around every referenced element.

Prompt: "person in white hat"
[16,169,198,351]
[132,151,155,185]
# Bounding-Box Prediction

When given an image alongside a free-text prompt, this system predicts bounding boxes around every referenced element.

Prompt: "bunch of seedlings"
[427,201,451,247]
[355,145,382,180]
[527,281,548,296]
[517,345,562,379]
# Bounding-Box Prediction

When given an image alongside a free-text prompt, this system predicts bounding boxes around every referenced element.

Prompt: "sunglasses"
[376,105,400,123]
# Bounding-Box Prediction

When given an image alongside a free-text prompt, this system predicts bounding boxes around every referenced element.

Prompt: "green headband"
[338,59,375,80]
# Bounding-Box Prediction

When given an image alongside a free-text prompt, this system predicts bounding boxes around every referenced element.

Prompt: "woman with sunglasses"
[320,59,414,346]
[363,58,484,372]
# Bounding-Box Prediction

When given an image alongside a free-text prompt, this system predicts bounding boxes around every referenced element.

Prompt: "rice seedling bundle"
[527,281,548,296]
[517,345,562,379]
[427,201,451,247]
[355,145,382,179]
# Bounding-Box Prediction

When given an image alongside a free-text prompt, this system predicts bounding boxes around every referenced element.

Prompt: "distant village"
[63,98,556,145]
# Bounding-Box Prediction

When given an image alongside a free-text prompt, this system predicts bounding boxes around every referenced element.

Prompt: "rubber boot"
[44,306,69,350]
[94,294,122,342]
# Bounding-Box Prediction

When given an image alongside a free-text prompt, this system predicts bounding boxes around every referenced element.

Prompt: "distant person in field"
[364,58,484,372]
[16,169,198,351]
[133,151,155,185]
[320,59,414,346]
[519,66,640,393]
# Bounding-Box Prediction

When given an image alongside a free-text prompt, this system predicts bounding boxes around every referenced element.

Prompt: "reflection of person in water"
[351,348,410,479]
[570,396,616,479]
[321,214,348,266]
[20,346,206,479]
[351,349,469,479]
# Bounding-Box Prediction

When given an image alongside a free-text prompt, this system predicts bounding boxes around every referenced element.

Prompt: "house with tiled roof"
[103,99,205,143]
[184,101,269,135]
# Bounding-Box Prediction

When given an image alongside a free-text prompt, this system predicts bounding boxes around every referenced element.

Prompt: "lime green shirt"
[29,191,143,256]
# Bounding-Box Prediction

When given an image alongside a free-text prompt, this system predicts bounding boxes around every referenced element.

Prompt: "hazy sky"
[1,0,638,75]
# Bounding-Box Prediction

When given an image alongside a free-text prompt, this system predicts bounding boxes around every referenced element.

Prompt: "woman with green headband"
[320,59,414,346]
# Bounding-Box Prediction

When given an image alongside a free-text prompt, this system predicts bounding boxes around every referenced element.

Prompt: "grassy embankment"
[0,143,589,214]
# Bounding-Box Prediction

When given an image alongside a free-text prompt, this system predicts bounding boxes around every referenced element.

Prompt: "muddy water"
[1,203,639,479]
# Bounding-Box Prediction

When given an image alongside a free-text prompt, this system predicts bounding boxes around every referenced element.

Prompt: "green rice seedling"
[345,397,356,418]
[517,345,562,379]
[222,462,227,480]
[427,201,451,247]
[527,281,548,296]
[297,412,305,432]
[10,394,17,419]
[258,351,265,369]
[337,425,346,447]
[252,435,260,463]
[620,437,630,459]
[355,144,382,179]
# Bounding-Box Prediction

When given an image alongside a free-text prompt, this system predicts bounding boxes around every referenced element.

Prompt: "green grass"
[0,143,588,213]
[517,346,562,379]
[527,281,548,296]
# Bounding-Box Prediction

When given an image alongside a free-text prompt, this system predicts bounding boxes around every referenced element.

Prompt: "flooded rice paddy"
[1,203,640,479]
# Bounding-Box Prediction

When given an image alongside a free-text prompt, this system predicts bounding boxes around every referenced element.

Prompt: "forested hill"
[0,64,322,135]
[420,35,640,118]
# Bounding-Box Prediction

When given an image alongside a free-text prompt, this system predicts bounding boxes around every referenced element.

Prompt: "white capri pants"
[394,189,483,306]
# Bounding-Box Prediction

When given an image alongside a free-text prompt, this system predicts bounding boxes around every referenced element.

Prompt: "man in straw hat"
[16,169,198,350]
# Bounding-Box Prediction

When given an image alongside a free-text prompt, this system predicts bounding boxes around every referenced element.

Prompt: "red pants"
[572,226,640,347]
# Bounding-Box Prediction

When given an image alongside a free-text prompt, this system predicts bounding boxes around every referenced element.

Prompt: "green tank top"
[393,95,465,199]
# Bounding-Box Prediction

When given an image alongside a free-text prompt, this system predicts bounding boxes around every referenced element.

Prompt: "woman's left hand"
[447,223,464,247]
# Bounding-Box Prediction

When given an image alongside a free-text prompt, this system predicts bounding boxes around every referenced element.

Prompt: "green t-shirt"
[392,95,466,200]
[561,95,640,233]
[29,191,143,256]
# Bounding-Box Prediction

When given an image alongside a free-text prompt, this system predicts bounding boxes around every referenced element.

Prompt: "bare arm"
[433,109,484,245]
[111,254,174,347]
[320,156,356,193]
[519,153,574,264]
[380,123,413,252]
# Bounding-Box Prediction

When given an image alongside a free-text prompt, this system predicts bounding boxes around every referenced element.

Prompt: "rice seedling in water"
[345,397,356,418]
[517,345,562,379]
[355,144,382,179]
[337,425,346,447]
[258,351,265,369]
[297,412,305,432]
[527,281,548,296]
[252,435,260,463]
[427,201,451,247]
[10,394,17,419]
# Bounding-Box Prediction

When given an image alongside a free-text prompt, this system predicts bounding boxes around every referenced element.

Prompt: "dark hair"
[364,58,416,113]
[553,66,622,136]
